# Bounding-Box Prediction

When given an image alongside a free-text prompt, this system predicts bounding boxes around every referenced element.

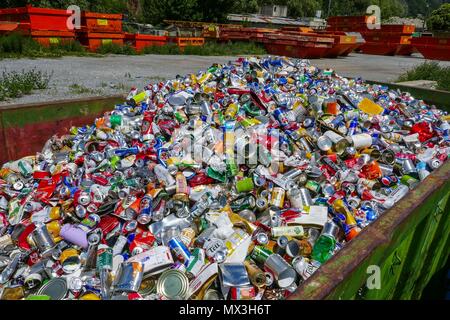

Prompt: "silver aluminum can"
[264,254,297,288]
[114,261,143,293]
[31,223,55,256]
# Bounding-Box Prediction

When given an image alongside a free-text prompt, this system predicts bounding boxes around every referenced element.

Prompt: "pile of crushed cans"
[0,56,449,300]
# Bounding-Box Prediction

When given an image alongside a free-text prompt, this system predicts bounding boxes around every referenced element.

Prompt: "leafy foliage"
[427,3,450,31]
[0,68,52,101]
[397,61,450,91]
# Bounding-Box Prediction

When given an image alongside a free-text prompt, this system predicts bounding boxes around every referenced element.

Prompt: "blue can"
[168,237,191,266]
[274,108,289,127]
[137,195,153,225]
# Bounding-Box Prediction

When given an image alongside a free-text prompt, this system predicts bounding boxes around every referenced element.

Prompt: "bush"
[0,69,52,101]
[142,41,267,56]
[427,3,450,31]
[397,61,450,92]
[141,43,182,54]
[97,43,137,55]
[0,33,87,58]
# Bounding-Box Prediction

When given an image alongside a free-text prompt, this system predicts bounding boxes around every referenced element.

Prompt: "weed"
[68,83,99,95]
[97,43,137,55]
[397,61,450,91]
[0,68,52,101]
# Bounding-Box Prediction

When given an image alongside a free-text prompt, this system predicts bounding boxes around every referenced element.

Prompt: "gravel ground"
[1,53,450,106]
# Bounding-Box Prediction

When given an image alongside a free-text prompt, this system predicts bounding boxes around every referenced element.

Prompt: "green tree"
[232,0,260,14]
[427,3,450,30]
[140,0,201,25]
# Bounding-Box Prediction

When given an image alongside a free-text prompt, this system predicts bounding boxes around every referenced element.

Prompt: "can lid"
[139,275,157,296]
[37,278,67,300]
[317,135,332,151]
[204,289,222,300]
[156,269,189,300]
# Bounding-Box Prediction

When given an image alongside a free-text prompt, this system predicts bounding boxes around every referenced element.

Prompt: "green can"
[305,180,321,194]
[236,177,255,193]
[226,158,239,177]
[97,245,113,272]
[110,156,121,170]
[207,167,226,183]
[400,175,419,188]
[110,114,122,128]
[251,246,273,264]
[230,194,256,211]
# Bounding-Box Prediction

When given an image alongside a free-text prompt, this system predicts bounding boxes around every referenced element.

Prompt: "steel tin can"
[156,269,190,300]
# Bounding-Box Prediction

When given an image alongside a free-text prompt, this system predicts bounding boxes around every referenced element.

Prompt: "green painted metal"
[366,80,450,110]
[289,161,450,300]
[289,80,450,300]
[0,95,124,128]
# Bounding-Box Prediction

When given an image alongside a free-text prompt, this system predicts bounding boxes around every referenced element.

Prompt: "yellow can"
[270,187,285,208]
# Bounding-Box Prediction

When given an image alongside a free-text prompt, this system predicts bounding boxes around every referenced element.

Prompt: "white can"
[351,133,372,149]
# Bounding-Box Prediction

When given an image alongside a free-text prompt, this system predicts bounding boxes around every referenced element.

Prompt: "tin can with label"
[168,237,191,265]
[270,187,285,208]
[97,245,113,271]
[271,225,304,238]
[114,261,143,293]
[230,286,256,300]
[292,256,319,280]
[250,246,273,264]
[305,180,321,195]
[127,246,174,275]
[351,133,372,149]
[137,194,153,225]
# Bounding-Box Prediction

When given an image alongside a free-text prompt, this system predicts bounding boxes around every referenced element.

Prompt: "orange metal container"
[264,41,332,59]
[80,12,123,33]
[413,44,450,61]
[168,37,204,49]
[77,32,125,52]
[124,33,167,52]
[328,16,377,25]
[30,30,75,47]
[0,5,71,32]
[411,36,450,47]
[323,34,358,58]
[263,33,334,59]
[379,24,415,34]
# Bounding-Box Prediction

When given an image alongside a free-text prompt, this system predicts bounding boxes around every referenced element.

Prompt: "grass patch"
[0,68,52,101]
[141,43,182,55]
[184,41,266,56]
[97,43,137,55]
[0,34,267,58]
[397,61,450,91]
[0,33,91,59]
[141,41,267,56]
